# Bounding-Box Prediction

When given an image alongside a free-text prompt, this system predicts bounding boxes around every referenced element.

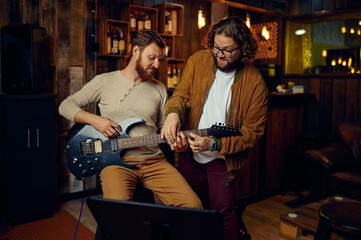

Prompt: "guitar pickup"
[81,139,103,156]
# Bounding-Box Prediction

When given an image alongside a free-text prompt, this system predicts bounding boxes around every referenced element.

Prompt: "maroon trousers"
[179,156,239,240]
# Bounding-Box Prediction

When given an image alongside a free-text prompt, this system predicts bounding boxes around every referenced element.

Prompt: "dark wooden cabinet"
[233,94,315,202]
[0,94,57,224]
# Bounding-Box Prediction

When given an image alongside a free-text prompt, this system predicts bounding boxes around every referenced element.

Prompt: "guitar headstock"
[208,123,241,138]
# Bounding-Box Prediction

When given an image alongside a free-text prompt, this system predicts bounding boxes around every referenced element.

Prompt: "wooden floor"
[58,191,306,240]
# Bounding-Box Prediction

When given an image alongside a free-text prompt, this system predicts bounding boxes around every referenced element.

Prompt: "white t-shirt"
[193,69,235,164]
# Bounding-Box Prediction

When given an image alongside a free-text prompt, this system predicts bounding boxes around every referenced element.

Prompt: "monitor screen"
[86,196,224,240]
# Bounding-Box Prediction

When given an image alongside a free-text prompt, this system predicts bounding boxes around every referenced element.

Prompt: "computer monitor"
[86,196,224,240]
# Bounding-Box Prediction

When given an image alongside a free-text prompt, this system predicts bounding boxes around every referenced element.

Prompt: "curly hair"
[202,16,258,62]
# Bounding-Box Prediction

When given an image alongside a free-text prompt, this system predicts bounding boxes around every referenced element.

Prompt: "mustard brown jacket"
[165,49,269,182]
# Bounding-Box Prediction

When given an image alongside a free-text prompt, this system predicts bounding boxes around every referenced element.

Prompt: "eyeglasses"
[212,45,240,58]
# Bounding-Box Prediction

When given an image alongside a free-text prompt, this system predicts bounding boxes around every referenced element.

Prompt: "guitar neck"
[117,129,209,149]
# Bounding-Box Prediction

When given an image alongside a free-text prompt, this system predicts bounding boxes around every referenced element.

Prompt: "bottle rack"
[98,3,184,91]
[156,2,184,36]
[121,5,158,33]
[98,19,129,57]
[156,59,185,91]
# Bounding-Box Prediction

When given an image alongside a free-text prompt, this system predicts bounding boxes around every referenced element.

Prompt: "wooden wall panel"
[359,79,361,121]
[332,78,345,129]
[40,0,55,66]
[289,0,300,16]
[25,0,39,24]
[9,0,23,24]
[345,78,359,121]
[265,107,299,189]
[323,0,334,10]
[308,78,321,132]
[56,0,71,133]
[0,0,8,79]
[233,144,259,199]
[0,0,8,27]
[318,78,333,135]
[311,0,322,13]
[283,75,361,137]
[299,0,309,15]
[70,0,84,66]
[335,0,348,9]
[288,0,360,16]
[84,0,97,129]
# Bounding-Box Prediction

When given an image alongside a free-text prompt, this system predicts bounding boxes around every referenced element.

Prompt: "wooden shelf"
[98,19,128,56]
[97,4,184,92]
[156,2,184,36]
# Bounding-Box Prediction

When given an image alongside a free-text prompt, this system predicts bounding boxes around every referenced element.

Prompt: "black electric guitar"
[66,117,241,179]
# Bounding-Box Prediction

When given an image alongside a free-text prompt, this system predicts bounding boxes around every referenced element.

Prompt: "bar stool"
[314,202,361,240]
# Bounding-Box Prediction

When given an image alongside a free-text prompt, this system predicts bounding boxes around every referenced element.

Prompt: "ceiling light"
[198,6,206,29]
[245,12,251,29]
[322,49,327,57]
[295,29,306,35]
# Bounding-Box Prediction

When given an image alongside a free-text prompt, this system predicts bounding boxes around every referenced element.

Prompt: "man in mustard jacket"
[161,17,268,240]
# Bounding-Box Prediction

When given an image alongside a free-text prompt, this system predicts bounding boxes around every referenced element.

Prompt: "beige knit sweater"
[59,70,168,158]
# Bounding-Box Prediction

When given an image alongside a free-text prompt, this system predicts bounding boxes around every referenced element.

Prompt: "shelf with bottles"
[156,3,184,36]
[156,59,185,91]
[98,19,128,57]
[160,35,173,58]
[121,5,158,33]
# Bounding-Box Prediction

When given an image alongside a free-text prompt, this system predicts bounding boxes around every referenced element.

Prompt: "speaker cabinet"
[1,24,49,94]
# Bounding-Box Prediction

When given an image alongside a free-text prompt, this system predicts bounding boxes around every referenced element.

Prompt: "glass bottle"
[166,11,172,33]
[144,13,151,30]
[137,13,144,31]
[112,28,119,55]
[167,64,173,89]
[130,12,137,30]
[107,32,111,54]
[118,29,125,55]
[164,39,169,57]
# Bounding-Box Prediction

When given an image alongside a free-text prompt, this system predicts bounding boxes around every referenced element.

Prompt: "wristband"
[210,138,216,151]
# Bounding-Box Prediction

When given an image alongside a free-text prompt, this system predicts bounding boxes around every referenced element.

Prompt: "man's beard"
[213,54,242,73]
[136,55,155,81]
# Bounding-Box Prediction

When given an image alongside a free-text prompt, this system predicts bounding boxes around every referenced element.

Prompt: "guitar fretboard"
[117,129,209,149]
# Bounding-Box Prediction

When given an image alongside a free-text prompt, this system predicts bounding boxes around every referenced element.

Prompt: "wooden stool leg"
[314,219,332,240]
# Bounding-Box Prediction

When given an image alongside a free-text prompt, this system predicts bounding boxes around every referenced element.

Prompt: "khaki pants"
[99,155,202,209]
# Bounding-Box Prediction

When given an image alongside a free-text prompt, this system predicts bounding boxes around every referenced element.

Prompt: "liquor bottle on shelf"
[173,65,178,88]
[144,13,151,30]
[111,28,119,55]
[164,39,169,57]
[107,32,112,54]
[137,13,144,31]
[128,42,132,55]
[130,12,137,30]
[118,29,125,55]
[165,11,172,34]
[167,64,173,89]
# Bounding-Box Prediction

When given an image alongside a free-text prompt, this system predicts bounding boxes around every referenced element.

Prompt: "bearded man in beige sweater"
[59,30,201,211]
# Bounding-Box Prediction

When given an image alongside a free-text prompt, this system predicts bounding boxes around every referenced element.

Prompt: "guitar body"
[66,117,144,178]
